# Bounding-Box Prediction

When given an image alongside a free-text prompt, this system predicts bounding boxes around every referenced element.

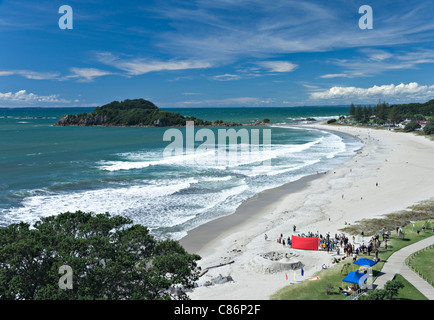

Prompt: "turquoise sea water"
[0,106,361,239]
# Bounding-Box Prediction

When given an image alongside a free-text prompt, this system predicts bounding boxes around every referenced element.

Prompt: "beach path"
[373,235,434,300]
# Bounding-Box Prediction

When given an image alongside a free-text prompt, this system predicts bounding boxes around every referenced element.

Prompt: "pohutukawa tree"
[0,211,201,300]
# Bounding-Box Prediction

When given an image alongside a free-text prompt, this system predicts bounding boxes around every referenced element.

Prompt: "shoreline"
[179,173,321,254]
[180,123,363,255]
[185,123,434,300]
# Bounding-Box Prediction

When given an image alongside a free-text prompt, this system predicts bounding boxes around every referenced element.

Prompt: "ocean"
[0,106,362,240]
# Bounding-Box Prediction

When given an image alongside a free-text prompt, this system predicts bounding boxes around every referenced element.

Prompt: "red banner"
[291,236,319,251]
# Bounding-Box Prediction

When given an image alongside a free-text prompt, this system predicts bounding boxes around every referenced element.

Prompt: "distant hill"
[388,99,434,118]
[54,99,241,127]
[347,98,434,124]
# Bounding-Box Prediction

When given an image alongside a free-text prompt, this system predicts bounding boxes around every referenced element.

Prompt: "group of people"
[272,227,384,262]
[273,225,298,247]
[273,229,353,252]
[269,220,433,268]
[379,228,391,240]
[276,233,292,246]
[319,232,340,252]
[274,227,320,247]
[274,229,383,263]
[345,235,381,261]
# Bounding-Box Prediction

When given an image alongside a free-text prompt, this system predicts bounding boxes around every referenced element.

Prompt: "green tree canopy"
[359,280,404,300]
[349,103,356,117]
[387,106,401,125]
[423,122,434,135]
[404,121,421,132]
[0,211,201,300]
[354,105,364,122]
[348,99,434,126]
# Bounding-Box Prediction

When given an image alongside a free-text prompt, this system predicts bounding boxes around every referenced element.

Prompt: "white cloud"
[0,68,111,82]
[320,73,349,79]
[209,61,297,81]
[96,52,211,76]
[0,90,70,103]
[168,76,194,82]
[212,74,241,81]
[152,1,434,65]
[324,49,434,78]
[66,68,113,82]
[2,52,211,82]
[362,49,393,62]
[310,82,434,103]
[0,69,60,80]
[258,61,298,73]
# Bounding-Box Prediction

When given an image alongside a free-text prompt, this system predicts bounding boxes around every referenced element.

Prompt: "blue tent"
[353,258,377,267]
[342,271,368,285]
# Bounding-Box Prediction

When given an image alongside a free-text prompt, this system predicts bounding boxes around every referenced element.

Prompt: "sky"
[1,0,434,108]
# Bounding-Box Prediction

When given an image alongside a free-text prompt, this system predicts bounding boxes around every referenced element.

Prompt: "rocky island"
[54,99,243,127]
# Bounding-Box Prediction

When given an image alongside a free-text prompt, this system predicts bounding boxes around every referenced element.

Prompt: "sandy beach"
[180,123,434,300]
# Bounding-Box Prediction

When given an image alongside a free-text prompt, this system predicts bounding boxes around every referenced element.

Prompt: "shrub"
[423,123,434,135]
[404,121,421,132]
[359,280,404,300]
[324,284,333,295]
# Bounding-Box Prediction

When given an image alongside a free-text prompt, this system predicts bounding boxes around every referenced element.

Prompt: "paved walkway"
[372,235,434,300]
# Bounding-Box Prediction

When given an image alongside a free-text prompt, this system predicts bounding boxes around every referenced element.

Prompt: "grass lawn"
[407,245,434,286]
[271,265,347,300]
[393,274,429,300]
[271,219,433,300]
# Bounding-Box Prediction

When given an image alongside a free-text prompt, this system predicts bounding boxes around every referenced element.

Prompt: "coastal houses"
[417,120,430,128]
[397,119,431,130]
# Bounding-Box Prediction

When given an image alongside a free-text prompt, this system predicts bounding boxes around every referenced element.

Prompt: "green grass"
[407,245,434,286]
[393,274,429,300]
[271,216,434,300]
[378,220,434,259]
[271,265,348,300]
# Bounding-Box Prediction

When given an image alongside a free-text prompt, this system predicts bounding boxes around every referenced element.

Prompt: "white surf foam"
[2,178,199,225]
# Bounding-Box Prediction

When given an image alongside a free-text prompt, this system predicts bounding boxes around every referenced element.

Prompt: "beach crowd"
[274,228,385,263]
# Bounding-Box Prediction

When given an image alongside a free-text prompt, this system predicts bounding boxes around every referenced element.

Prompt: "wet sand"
[179,173,320,253]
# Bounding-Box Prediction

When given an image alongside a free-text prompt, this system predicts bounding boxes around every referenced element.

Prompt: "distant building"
[398,119,411,129]
[417,120,430,128]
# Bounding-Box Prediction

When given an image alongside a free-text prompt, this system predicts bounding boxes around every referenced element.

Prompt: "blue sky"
[1,0,434,108]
